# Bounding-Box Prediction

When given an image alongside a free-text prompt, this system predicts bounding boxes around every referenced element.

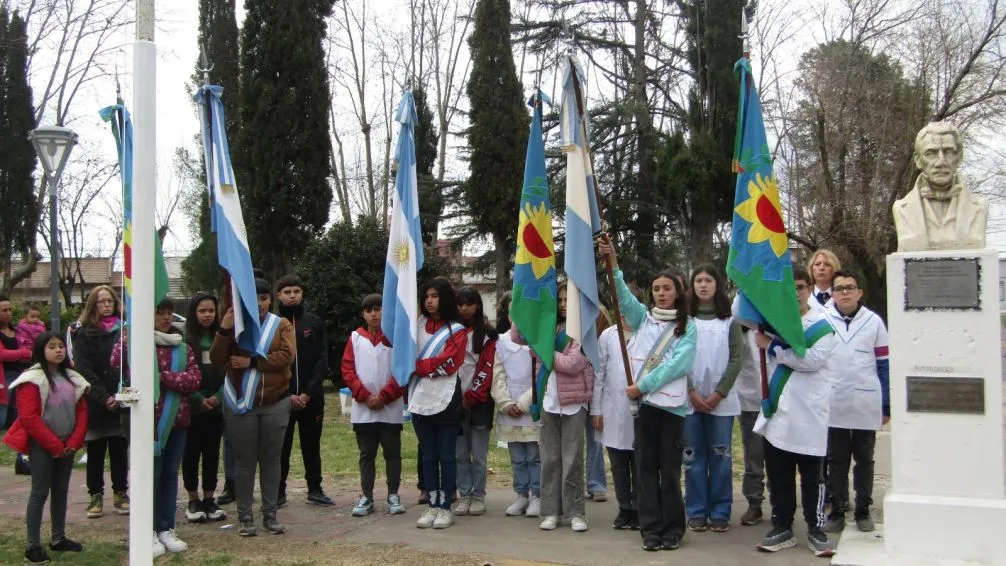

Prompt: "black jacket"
[278,304,328,405]
[72,323,124,431]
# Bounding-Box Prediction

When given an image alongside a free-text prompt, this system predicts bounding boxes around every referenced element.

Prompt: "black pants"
[86,435,128,496]
[764,439,825,531]
[279,401,324,494]
[354,422,403,499]
[827,428,875,518]
[634,404,685,542]
[607,447,637,511]
[182,413,225,493]
[27,442,73,548]
[417,442,425,491]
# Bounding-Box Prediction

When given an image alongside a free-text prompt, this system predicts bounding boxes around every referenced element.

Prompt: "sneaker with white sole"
[157,530,188,553]
[433,508,454,529]
[152,532,166,558]
[468,496,486,516]
[454,496,471,516]
[571,516,588,532]
[202,498,227,521]
[505,495,529,516]
[539,515,558,530]
[185,499,207,523]
[757,527,796,552]
[387,494,405,515]
[807,528,835,557]
[525,495,541,517]
[416,507,438,529]
[352,496,374,517]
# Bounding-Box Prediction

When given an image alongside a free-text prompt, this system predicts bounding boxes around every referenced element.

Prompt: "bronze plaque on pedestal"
[904,258,981,310]
[906,376,985,414]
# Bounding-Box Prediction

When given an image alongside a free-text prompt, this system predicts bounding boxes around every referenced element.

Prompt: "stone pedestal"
[883,249,1006,563]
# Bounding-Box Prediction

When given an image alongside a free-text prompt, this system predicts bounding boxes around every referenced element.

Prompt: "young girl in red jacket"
[4,331,89,564]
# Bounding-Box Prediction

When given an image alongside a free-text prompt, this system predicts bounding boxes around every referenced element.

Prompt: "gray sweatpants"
[224,398,290,523]
[27,443,74,548]
[739,410,766,505]
[539,408,586,519]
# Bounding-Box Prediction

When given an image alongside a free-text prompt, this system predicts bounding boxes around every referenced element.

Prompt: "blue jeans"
[153,428,187,532]
[412,415,460,509]
[507,441,541,497]
[683,413,734,522]
[585,416,607,494]
[455,420,490,498]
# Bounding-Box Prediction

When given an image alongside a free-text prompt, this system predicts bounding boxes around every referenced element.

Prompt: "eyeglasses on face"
[795,284,810,291]
[834,285,860,294]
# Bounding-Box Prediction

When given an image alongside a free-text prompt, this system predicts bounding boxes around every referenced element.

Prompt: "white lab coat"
[689,317,741,417]
[753,309,837,457]
[735,330,763,413]
[823,304,889,431]
[348,331,404,425]
[590,325,635,451]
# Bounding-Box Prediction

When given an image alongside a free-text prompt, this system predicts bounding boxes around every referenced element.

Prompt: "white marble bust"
[893,122,987,252]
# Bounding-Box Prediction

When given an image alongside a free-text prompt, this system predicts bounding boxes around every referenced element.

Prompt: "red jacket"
[341,327,404,405]
[0,341,32,405]
[3,366,89,457]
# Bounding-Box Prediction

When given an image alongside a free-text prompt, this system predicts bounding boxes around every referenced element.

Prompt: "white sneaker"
[433,508,454,529]
[539,515,558,530]
[416,507,438,529]
[468,496,486,516]
[525,495,541,517]
[506,495,529,516]
[157,529,189,553]
[454,496,471,516]
[152,532,166,558]
[571,516,588,532]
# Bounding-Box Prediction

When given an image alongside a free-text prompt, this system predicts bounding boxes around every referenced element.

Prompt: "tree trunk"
[493,231,509,302]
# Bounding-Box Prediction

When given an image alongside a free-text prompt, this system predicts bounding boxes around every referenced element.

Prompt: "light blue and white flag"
[383,92,425,387]
[194,85,265,356]
[560,57,602,369]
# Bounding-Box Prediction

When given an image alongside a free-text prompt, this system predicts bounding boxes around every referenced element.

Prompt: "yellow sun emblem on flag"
[735,173,788,257]
[515,201,555,279]
[393,239,411,271]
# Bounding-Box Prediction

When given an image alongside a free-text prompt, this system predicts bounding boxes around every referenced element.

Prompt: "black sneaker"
[186,499,207,523]
[203,498,227,521]
[276,493,288,508]
[661,534,681,550]
[15,454,31,476]
[612,508,632,529]
[48,538,83,552]
[306,490,335,506]
[238,521,257,537]
[24,546,50,564]
[263,517,286,535]
[824,512,845,533]
[807,527,835,557]
[757,526,796,552]
[216,480,236,505]
[628,509,640,530]
[641,537,661,552]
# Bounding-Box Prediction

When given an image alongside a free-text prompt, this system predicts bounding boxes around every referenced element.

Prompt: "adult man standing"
[821,270,889,534]
[276,275,334,507]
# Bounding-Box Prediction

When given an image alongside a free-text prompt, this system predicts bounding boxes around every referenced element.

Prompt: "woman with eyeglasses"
[72,285,129,519]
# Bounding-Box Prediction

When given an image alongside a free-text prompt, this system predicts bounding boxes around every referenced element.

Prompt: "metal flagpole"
[117,0,157,562]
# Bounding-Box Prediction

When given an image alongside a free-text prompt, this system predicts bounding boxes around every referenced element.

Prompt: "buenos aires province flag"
[194,85,265,356]
[382,92,424,387]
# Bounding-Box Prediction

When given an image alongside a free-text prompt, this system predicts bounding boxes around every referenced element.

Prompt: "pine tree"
[465,0,529,297]
[239,0,335,281]
[182,0,242,294]
[0,10,38,292]
[660,0,753,263]
[413,83,441,246]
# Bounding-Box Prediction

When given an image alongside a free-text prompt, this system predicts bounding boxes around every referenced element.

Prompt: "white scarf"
[651,307,677,322]
[154,330,183,347]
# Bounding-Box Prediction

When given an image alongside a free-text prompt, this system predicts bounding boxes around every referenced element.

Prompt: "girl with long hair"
[597,235,697,552]
[453,286,498,516]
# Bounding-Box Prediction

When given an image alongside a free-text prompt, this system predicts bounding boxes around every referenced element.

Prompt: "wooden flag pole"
[567,58,635,393]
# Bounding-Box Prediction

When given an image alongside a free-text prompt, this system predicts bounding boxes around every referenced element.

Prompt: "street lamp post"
[28,127,78,332]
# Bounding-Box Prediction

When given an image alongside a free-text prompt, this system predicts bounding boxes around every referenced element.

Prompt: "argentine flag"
[559,57,602,369]
[194,85,266,356]
[383,92,425,387]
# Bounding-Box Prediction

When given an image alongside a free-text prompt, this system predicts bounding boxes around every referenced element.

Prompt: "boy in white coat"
[821,270,889,534]
[590,315,637,530]
[753,267,837,558]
